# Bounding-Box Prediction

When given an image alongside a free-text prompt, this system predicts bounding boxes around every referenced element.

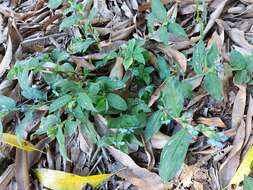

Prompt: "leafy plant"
[229,50,253,84]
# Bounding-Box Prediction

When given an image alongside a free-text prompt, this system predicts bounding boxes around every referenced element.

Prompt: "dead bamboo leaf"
[0,36,12,77]
[157,44,187,72]
[15,149,30,190]
[244,95,253,148]
[109,57,124,80]
[34,168,112,190]
[231,85,246,129]
[107,147,166,190]
[196,117,226,128]
[0,133,41,152]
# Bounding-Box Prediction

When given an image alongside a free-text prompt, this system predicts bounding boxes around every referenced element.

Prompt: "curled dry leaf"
[157,44,187,72]
[196,117,226,128]
[71,56,96,71]
[0,36,12,78]
[231,84,246,129]
[34,168,112,190]
[107,147,166,190]
[109,57,124,80]
[228,28,253,51]
[148,81,165,107]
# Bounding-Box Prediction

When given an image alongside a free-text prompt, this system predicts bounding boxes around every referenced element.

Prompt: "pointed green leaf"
[151,0,167,23]
[77,92,96,112]
[49,95,72,113]
[159,128,190,182]
[0,95,16,111]
[167,22,187,38]
[234,70,250,84]
[229,50,247,70]
[203,72,223,100]
[60,15,83,30]
[207,43,219,68]
[192,40,205,74]
[48,0,63,9]
[107,93,127,111]
[56,127,70,161]
[144,110,164,140]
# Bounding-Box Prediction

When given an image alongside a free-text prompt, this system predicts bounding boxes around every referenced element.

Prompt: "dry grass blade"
[107,147,166,190]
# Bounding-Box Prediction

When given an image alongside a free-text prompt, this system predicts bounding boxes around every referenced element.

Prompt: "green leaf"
[0,95,16,111]
[206,43,219,68]
[60,15,83,30]
[203,72,223,100]
[159,128,190,182]
[144,110,164,140]
[158,26,169,44]
[65,120,78,136]
[244,176,253,190]
[80,119,98,144]
[107,93,127,111]
[56,126,70,161]
[16,111,33,140]
[160,78,185,117]
[151,0,167,23]
[229,50,247,70]
[108,114,145,129]
[22,88,47,101]
[48,0,63,9]
[51,49,69,63]
[68,38,95,54]
[123,56,134,70]
[167,22,187,38]
[77,92,97,112]
[192,40,206,74]
[96,77,125,91]
[35,115,61,135]
[156,56,170,80]
[49,95,72,113]
[95,97,109,113]
[234,70,250,84]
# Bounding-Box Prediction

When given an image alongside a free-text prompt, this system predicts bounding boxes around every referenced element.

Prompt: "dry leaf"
[148,82,165,107]
[107,147,166,190]
[0,36,12,77]
[34,168,112,190]
[196,117,226,128]
[231,85,246,129]
[230,145,253,185]
[244,95,253,148]
[151,132,170,149]
[109,57,124,80]
[0,133,41,152]
[228,28,253,51]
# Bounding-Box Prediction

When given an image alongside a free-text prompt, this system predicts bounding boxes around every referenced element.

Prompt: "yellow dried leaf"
[230,146,253,185]
[34,168,112,190]
[0,133,40,152]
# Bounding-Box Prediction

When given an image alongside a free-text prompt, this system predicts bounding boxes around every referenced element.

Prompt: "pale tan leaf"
[196,117,226,128]
[0,36,12,77]
[107,147,166,190]
[151,132,170,149]
[109,57,124,80]
[228,28,253,51]
[244,95,253,148]
[231,85,246,129]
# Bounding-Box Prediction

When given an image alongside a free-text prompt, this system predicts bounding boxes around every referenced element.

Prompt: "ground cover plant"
[0,0,253,189]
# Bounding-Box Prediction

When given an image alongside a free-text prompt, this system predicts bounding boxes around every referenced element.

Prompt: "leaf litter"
[0,0,253,190]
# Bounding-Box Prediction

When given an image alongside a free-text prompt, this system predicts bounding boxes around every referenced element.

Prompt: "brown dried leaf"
[71,56,96,71]
[231,85,246,129]
[0,36,12,77]
[151,132,170,149]
[244,95,253,148]
[109,57,124,80]
[228,28,253,51]
[107,147,166,190]
[196,117,226,128]
[148,82,165,107]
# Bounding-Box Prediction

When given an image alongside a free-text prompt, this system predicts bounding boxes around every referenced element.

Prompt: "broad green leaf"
[244,176,253,190]
[80,119,98,144]
[60,15,83,30]
[160,78,185,117]
[21,87,47,101]
[95,97,109,113]
[107,93,127,111]
[167,22,187,38]
[192,40,205,74]
[0,95,16,111]
[77,92,96,112]
[230,146,253,185]
[123,56,134,70]
[203,72,223,100]
[234,70,250,84]
[48,0,63,9]
[144,110,164,140]
[49,95,72,113]
[147,13,155,33]
[159,128,190,182]
[108,114,145,129]
[151,0,167,23]
[0,133,40,152]
[51,49,70,63]
[207,43,219,67]
[68,38,95,54]
[16,110,33,140]
[229,50,247,70]
[96,77,125,91]
[158,26,169,44]
[156,56,170,80]
[34,168,112,190]
[35,115,61,135]
[56,127,70,161]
